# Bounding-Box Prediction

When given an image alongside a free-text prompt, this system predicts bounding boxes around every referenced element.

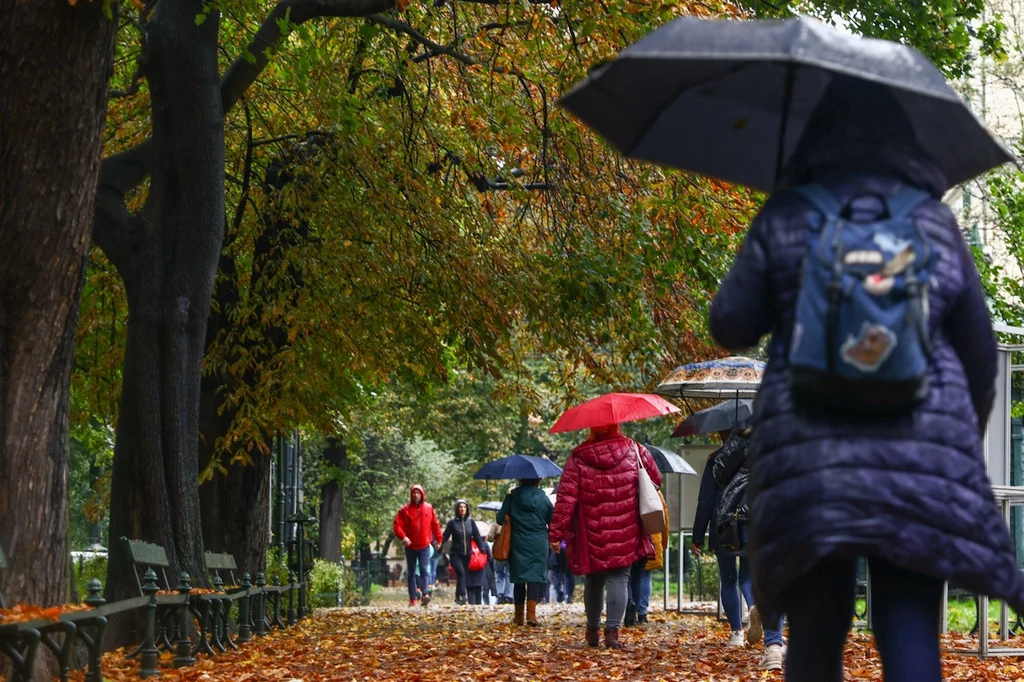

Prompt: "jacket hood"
[454,499,470,518]
[409,484,426,504]
[514,484,549,511]
[778,76,948,197]
[571,434,635,471]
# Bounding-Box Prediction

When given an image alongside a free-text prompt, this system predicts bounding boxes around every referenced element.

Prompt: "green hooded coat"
[497,485,553,584]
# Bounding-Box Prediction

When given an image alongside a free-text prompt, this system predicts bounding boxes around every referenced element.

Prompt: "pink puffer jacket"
[549,435,662,575]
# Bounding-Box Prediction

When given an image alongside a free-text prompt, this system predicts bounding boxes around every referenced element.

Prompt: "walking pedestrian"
[708,78,1024,682]
[497,478,554,627]
[549,423,662,649]
[442,499,487,605]
[392,484,442,607]
[692,430,752,646]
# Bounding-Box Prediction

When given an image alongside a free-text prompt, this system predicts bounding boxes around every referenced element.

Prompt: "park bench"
[0,542,107,682]
[203,551,254,650]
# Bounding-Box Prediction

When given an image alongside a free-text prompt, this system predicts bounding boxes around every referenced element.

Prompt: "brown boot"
[526,600,539,626]
[514,601,525,626]
[585,626,600,647]
[605,627,623,650]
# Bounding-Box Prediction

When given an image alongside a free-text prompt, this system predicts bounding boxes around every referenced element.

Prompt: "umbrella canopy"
[549,392,680,434]
[558,16,1011,192]
[477,501,503,512]
[672,399,753,438]
[643,444,698,475]
[473,454,563,480]
[656,357,764,399]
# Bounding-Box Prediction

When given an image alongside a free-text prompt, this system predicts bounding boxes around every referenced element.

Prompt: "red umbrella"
[549,393,680,434]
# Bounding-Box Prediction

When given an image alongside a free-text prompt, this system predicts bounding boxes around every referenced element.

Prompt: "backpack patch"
[787,184,937,413]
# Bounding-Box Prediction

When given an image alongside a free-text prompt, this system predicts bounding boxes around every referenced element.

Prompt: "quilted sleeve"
[638,444,662,488]
[709,207,775,351]
[549,456,580,544]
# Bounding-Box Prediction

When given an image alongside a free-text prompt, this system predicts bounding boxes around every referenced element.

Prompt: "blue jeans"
[735,525,784,646]
[404,546,431,600]
[495,560,512,599]
[637,568,653,615]
[429,553,440,588]
[716,550,754,631]
[784,558,941,682]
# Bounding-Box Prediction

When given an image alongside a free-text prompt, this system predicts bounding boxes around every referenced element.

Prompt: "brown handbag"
[492,517,512,561]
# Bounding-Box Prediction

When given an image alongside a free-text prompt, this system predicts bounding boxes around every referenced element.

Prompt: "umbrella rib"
[619,61,754,158]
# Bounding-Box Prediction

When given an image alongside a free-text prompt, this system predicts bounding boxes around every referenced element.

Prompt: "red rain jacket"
[393,485,442,551]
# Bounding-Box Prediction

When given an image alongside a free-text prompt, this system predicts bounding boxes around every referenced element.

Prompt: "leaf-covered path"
[71,603,1024,681]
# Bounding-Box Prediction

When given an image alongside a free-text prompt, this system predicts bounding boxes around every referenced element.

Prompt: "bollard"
[84,579,109,682]
[174,572,195,668]
[287,571,297,625]
[253,572,267,637]
[238,573,252,643]
[139,568,163,678]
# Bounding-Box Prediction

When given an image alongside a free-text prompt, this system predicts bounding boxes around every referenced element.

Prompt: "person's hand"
[549,541,560,553]
[690,542,702,557]
[402,537,412,547]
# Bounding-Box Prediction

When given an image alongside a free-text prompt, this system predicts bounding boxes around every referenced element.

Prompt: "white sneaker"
[728,630,745,647]
[746,606,763,646]
[762,643,786,671]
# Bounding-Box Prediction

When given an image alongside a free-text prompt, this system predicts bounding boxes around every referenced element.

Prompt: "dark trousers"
[513,582,544,605]
[467,586,483,605]
[451,553,470,600]
[785,558,942,682]
[554,551,576,602]
[404,546,431,600]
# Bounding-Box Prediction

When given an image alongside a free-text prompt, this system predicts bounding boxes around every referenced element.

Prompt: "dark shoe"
[624,602,637,627]
[637,613,648,625]
[585,626,600,647]
[557,592,564,603]
[421,592,432,607]
[605,627,623,650]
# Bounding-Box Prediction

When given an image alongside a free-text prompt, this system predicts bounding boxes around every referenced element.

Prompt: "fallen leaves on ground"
[64,602,1024,681]
[0,602,91,624]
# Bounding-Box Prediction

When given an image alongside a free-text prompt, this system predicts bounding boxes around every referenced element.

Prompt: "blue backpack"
[788,184,937,413]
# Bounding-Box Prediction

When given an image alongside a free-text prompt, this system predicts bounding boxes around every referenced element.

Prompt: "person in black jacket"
[692,429,755,647]
[443,499,488,605]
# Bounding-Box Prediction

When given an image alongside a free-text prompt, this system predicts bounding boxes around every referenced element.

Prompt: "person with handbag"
[497,478,554,626]
[442,500,488,605]
[549,423,662,649]
[487,521,514,604]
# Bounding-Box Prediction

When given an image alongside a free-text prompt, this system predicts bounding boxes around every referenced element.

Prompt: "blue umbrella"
[476,501,503,512]
[672,399,752,438]
[473,454,563,481]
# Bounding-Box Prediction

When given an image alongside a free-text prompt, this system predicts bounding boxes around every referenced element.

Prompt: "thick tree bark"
[319,439,346,562]
[104,0,224,641]
[0,0,115,618]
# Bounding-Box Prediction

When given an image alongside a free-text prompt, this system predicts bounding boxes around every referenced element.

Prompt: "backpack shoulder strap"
[791,184,844,217]
[883,186,932,221]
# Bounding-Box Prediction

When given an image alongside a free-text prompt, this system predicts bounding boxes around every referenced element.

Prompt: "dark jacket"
[708,81,1024,620]
[713,429,752,538]
[442,499,485,558]
[498,484,553,584]
[691,451,721,551]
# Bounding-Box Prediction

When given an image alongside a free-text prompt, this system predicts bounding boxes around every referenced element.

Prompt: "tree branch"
[221,0,396,115]
[367,14,478,65]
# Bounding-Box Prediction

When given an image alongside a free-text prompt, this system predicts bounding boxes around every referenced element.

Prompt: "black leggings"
[451,553,470,599]
[513,582,544,605]
[785,558,942,682]
[467,586,483,604]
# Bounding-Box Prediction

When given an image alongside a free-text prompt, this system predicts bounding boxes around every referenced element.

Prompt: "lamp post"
[287,512,316,618]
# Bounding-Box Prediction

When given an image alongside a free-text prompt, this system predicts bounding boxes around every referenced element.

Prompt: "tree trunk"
[0,0,115,616]
[319,439,346,562]
[104,0,224,642]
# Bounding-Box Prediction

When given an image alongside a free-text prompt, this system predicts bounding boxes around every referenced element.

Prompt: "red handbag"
[469,539,487,571]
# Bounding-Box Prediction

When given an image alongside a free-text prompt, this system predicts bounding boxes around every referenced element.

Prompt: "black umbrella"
[672,399,752,438]
[473,454,563,481]
[643,444,698,475]
[477,501,503,512]
[558,16,1010,192]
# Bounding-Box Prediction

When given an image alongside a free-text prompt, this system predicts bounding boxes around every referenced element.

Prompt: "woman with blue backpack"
[709,76,1024,682]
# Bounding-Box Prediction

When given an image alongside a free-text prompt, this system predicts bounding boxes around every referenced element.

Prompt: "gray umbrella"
[671,399,752,438]
[558,16,1011,192]
[643,444,698,475]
